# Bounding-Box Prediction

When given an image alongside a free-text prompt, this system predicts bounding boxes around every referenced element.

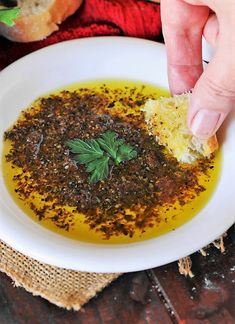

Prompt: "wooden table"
[0,227,234,324]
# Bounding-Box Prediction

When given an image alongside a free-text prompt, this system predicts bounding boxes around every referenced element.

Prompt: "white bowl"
[0,37,234,272]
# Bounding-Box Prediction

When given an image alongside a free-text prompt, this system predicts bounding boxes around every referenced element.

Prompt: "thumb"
[187,29,235,139]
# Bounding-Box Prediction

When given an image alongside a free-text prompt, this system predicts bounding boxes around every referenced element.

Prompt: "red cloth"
[0,0,161,70]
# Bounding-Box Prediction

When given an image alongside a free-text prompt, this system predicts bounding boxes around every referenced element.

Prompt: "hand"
[161,0,235,139]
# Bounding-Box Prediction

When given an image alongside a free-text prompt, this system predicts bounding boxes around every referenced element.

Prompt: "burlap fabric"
[0,0,159,310]
[0,0,228,311]
[0,233,227,309]
[0,240,121,310]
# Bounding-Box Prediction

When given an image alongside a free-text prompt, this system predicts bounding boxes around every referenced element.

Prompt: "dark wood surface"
[0,227,234,324]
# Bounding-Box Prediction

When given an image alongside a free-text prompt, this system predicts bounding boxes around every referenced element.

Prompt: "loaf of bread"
[142,93,218,163]
[0,0,83,42]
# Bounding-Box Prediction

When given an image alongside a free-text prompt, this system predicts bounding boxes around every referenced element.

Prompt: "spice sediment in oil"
[2,80,221,244]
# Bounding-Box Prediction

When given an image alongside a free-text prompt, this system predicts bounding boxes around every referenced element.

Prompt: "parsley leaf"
[0,7,20,26]
[97,131,124,162]
[88,156,110,184]
[116,143,137,164]
[67,139,103,163]
[67,131,137,184]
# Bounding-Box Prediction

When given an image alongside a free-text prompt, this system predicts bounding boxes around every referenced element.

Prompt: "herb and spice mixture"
[3,81,219,243]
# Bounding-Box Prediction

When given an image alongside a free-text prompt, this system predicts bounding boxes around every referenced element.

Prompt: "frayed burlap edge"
[0,240,121,311]
[0,234,227,310]
[178,234,227,278]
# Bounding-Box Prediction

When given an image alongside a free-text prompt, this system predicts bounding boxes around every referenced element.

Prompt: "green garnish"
[67,131,137,183]
[97,131,137,165]
[0,7,20,26]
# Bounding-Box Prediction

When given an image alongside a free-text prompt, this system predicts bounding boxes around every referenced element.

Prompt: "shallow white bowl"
[0,37,234,272]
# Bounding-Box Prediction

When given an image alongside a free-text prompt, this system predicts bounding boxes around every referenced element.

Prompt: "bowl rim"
[0,36,234,272]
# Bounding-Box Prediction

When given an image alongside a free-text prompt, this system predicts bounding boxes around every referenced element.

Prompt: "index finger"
[161,0,210,94]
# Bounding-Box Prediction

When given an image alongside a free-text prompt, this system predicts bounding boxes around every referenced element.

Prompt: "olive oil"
[2,80,221,244]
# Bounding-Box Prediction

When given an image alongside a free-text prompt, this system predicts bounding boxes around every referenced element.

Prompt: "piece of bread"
[0,0,83,42]
[142,93,218,163]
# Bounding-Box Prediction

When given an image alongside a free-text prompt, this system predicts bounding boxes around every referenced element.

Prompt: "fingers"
[161,0,210,94]
[162,0,235,138]
[203,13,219,47]
[188,40,235,138]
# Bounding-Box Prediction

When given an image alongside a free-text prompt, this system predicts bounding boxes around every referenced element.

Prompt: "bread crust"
[0,0,83,42]
[143,95,218,163]
[206,135,218,155]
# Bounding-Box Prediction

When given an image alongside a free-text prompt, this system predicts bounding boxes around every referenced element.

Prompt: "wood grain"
[0,271,172,324]
[150,228,235,323]
[0,227,234,324]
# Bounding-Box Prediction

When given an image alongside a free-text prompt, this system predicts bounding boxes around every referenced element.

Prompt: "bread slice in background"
[142,93,218,163]
[0,0,83,42]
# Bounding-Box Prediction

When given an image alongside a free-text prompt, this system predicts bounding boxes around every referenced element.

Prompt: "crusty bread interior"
[0,0,83,42]
[17,0,53,16]
[142,93,218,163]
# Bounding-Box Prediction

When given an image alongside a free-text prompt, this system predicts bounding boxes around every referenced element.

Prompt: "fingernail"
[190,109,221,139]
